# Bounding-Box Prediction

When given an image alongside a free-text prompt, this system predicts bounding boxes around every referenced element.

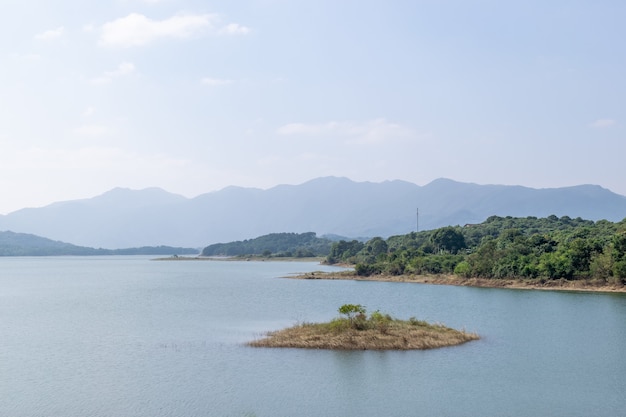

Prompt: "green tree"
[612,232,626,282]
[614,261,626,282]
[566,238,594,276]
[338,304,366,318]
[454,260,471,277]
[431,226,466,254]
[613,232,626,259]
[538,251,574,279]
[466,238,497,277]
[366,237,388,257]
[338,304,367,328]
[327,240,365,264]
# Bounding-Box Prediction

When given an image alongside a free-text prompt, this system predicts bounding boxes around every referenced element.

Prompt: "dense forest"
[201,232,333,257]
[326,215,626,284]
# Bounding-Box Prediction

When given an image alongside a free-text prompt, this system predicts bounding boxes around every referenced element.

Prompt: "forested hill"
[326,215,626,283]
[201,232,333,257]
[0,231,198,256]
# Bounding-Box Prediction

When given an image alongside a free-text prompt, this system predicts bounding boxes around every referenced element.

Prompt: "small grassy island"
[248,304,478,350]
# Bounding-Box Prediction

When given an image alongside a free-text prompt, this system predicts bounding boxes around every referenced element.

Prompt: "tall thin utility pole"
[416,208,419,233]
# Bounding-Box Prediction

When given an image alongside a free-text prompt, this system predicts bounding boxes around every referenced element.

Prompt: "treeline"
[201,232,333,257]
[326,215,626,284]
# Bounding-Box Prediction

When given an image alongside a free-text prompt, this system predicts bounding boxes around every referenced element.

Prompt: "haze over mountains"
[1,177,625,249]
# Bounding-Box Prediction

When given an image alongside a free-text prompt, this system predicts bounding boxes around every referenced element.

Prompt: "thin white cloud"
[73,125,109,136]
[219,23,251,35]
[126,0,170,3]
[201,77,233,86]
[277,122,328,136]
[91,62,136,84]
[14,53,41,61]
[82,106,96,117]
[99,13,217,47]
[98,12,250,47]
[34,26,65,41]
[4,146,188,176]
[277,118,413,144]
[589,119,616,128]
[108,62,136,77]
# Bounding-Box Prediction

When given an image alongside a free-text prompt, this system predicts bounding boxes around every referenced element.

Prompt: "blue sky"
[1,0,624,214]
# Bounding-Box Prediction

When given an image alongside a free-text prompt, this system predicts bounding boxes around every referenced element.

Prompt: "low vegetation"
[248,304,478,350]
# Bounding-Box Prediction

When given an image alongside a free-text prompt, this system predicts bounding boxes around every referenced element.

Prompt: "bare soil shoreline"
[157,257,625,293]
[154,255,326,262]
[293,270,626,294]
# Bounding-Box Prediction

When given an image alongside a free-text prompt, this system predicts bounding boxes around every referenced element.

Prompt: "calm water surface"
[1,256,625,416]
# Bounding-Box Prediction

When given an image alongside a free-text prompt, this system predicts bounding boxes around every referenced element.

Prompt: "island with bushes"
[248,304,478,350]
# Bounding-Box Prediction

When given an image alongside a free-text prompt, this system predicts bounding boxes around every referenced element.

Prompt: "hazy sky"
[1,0,624,214]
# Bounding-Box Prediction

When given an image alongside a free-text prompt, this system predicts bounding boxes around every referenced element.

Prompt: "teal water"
[1,256,625,416]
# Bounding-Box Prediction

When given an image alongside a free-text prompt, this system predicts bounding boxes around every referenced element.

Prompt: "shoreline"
[153,255,327,262]
[154,256,625,294]
[293,271,626,294]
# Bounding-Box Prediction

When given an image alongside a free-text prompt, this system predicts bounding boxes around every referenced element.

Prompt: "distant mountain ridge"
[0,230,198,256]
[1,177,625,249]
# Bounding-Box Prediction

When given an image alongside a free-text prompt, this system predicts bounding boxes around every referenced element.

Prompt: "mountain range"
[1,177,625,249]
[0,230,198,256]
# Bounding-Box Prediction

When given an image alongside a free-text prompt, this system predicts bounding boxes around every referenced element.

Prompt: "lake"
[1,256,625,416]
